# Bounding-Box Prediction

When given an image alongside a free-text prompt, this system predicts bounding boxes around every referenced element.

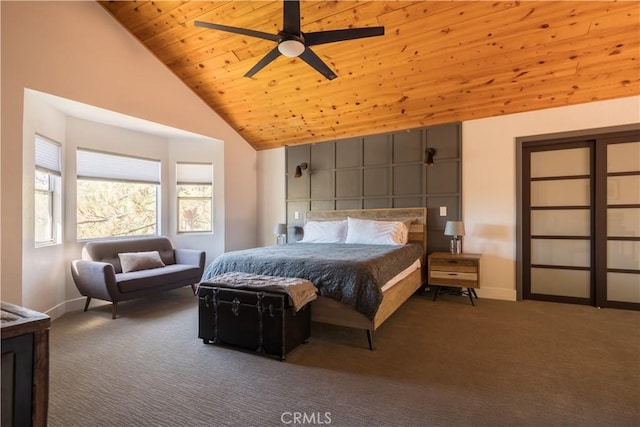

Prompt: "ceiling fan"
[194,0,384,80]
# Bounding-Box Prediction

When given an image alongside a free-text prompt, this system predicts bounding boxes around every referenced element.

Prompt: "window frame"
[176,162,214,234]
[76,148,161,241]
[34,134,62,247]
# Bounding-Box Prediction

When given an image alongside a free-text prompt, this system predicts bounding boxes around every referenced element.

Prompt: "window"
[35,135,62,246]
[76,149,160,240]
[176,162,213,233]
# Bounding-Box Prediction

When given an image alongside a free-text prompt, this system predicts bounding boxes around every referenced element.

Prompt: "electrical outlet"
[294,211,299,220]
[439,206,447,216]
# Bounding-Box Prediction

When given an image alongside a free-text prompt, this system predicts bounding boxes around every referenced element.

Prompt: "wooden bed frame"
[305,207,427,349]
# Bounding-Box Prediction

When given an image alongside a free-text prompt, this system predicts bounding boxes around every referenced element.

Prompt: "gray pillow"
[118,251,165,273]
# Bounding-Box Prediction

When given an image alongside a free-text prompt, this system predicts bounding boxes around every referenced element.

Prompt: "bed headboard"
[305,207,427,260]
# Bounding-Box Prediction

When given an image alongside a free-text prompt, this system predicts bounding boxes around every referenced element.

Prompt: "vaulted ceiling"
[99,1,639,150]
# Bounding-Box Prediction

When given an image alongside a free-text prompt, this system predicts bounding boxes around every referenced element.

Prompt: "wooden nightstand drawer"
[431,271,477,282]
[429,258,478,273]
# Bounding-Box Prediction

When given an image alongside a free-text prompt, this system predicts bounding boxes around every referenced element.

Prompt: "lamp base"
[449,237,462,255]
[276,234,287,245]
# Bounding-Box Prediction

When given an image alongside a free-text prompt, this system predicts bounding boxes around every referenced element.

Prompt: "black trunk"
[198,286,311,361]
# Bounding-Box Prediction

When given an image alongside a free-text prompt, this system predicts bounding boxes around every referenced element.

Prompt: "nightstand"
[428,252,481,306]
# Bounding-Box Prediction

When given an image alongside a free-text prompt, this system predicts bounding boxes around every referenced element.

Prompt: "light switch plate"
[439,206,447,216]
[294,211,299,219]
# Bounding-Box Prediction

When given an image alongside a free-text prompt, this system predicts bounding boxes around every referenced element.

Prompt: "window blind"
[77,149,160,184]
[35,135,61,175]
[176,162,213,185]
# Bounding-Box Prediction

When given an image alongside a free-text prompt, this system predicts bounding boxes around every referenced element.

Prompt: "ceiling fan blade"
[195,21,279,42]
[282,0,301,35]
[244,46,282,78]
[305,27,385,46]
[299,48,337,80]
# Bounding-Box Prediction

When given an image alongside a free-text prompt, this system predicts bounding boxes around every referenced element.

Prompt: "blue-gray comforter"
[200,243,423,320]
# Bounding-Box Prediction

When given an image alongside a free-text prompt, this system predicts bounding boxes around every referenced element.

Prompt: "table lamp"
[273,223,287,245]
[444,221,465,254]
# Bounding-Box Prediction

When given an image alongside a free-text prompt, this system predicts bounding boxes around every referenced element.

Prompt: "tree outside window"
[76,180,158,239]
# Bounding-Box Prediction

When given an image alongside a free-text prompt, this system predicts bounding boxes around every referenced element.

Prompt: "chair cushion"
[116,264,201,293]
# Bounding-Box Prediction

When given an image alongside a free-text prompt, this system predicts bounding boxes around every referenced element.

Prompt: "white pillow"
[300,220,347,243]
[344,217,408,245]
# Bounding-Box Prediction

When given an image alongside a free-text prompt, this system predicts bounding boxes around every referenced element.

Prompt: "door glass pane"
[608,208,640,237]
[531,268,590,298]
[608,241,640,270]
[531,179,590,206]
[608,141,640,173]
[607,273,640,303]
[608,175,640,205]
[531,147,590,177]
[531,209,590,236]
[531,239,590,267]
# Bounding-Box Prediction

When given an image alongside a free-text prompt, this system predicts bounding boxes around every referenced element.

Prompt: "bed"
[200,207,427,349]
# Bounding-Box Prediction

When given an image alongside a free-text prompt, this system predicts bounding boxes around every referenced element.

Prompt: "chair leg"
[111,302,118,319]
[366,330,374,351]
[191,283,197,295]
[83,297,92,312]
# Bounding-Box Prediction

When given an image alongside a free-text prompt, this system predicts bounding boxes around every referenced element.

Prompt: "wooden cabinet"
[428,252,481,305]
[1,302,50,427]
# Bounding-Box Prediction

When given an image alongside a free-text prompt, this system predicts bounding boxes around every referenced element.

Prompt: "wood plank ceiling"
[99,1,640,150]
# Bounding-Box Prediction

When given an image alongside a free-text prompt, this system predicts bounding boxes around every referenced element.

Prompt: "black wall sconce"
[294,162,308,178]
[424,148,436,166]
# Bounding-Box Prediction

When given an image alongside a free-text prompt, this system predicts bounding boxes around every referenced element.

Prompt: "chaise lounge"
[71,236,206,318]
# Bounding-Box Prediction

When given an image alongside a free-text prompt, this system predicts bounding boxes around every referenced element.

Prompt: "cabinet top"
[1,301,50,339]
[429,252,481,261]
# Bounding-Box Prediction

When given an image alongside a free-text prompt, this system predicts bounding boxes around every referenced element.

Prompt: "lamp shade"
[444,221,465,236]
[273,223,287,235]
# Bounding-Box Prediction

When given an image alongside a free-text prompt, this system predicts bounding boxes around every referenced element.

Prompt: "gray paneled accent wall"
[286,122,461,253]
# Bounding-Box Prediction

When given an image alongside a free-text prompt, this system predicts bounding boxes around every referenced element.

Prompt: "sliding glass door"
[598,136,640,309]
[522,130,639,310]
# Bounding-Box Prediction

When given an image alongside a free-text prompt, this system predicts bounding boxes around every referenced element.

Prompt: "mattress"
[380,258,421,292]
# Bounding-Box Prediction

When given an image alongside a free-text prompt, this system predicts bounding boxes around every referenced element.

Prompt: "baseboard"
[475,287,517,301]
[44,298,84,321]
[44,297,90,321]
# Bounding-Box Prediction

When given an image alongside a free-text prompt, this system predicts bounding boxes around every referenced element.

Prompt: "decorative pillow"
[300,220,347,243]
[118,251,166,273]
[344,217,408,245]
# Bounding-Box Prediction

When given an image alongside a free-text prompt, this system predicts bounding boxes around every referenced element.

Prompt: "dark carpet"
[48,288,639,427]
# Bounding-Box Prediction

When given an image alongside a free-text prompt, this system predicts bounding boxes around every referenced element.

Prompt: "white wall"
[257,148,286,247]
[257,96,640,301]
[1,1,257,310]
[22,94,68,314]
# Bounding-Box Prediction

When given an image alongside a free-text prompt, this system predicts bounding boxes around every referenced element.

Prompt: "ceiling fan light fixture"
[278,39,305,57]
